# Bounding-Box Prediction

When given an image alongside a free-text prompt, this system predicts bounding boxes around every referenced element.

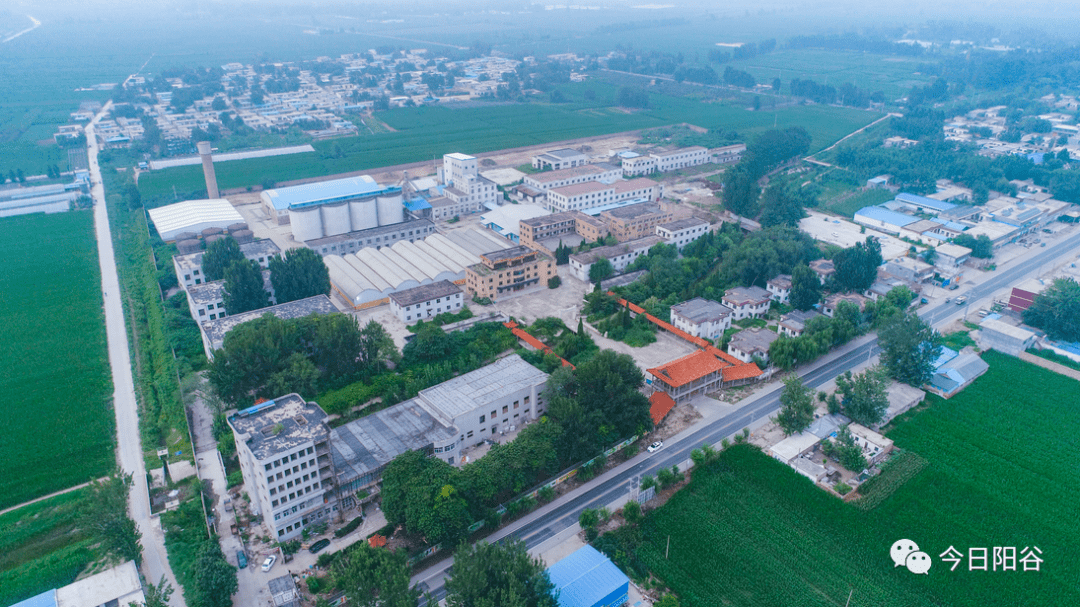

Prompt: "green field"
[824,186,896,217]
[0,212,114,510]
[0,490,95,607]
[138,95,880,203]
[636,351,1080,607]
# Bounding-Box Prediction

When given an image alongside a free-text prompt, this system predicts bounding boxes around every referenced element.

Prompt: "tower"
[197,141,220,199]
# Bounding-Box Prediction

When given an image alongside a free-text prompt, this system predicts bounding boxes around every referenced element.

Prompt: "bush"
[623,500,643,526]
[306,576,321,594]
[538,486,556,502]
[585,526,599,542]
[279,539,301,555]
[579,508,599,529]
[226,470,243,489]
[834,482,852,495]
[316,552,336,568]
[335,516,363,538]
[548,276,561,289]
[640,475,656,490]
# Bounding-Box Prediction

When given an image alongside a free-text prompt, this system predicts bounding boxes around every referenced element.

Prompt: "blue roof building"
[893,192,957,214]
[10,590,56,607]
[853,206,918,233]
[546,545,629,607]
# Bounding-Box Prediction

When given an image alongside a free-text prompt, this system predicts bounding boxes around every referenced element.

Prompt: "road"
[86,104,185,605]
[2,14,41,43]
[413,225,1080,602]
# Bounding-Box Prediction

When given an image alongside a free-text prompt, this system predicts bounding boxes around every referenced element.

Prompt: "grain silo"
[349,197,379,231]
[290,205,324,242]
[177,239,202,255]
[321,201,352,237]
[232,229,254,244]
[377,192,404,226]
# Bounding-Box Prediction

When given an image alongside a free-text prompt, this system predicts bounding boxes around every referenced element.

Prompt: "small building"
[147,198,245,241]
[479,204,550,243]
[669,297,733,340]
[721,286,772,320]
[778,309,821,338]
[268,575,300,607]
[546,545,629,607]
[978,318,1038,356]
[853,206,918,235]
[867,175,893,190]
[600,202,673,241]
[934,243,972,270]
[767,274,792,304]
[389,280,464,323]
[884,257,934,283]
[568,236,663,282]
[647,350,728,404]
[926,348,990,398]
[769,431,822,465]
[532,148,589,171]
[1008,278,1046,312]
[847,423,895,465]
[727,327,778,364]
[10,561,146,607]
[465,246,556,301]
[655,217,709,250]
[879,382,926,428]
[892,192,956,215]
[649,391,676,426]
[710,143,746,164]
[809,259,836,284]
[620,154,657,177]
[822,292,868,318]
[651,145,710,172]
[200,295,338,360]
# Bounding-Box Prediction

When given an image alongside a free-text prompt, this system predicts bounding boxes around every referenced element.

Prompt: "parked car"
[237,550,247,569]
[648,440,664,453]
[261,555,276,572]
[223,497,233,512]
[949,283,960,291]
[309,539,331,553]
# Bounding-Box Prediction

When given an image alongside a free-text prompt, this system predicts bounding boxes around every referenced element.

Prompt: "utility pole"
[666,535,670,559]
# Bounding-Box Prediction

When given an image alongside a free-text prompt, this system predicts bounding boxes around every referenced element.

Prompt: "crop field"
[636,351,1080,607]
[0,212,113,510]
[138,96,879,203]
[824,186,896,217]
[0,489,95,607]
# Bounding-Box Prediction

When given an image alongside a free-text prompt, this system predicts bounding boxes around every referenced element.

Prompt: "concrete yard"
[800,209,912,260]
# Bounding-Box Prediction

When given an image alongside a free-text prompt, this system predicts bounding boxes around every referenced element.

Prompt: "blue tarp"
[547,546,629,607]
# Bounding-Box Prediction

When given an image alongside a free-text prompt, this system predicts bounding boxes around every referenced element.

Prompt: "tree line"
[722,127,813,218]
[201,236,331,315]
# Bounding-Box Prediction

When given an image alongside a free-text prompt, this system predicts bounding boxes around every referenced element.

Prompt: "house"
[10,561,146,607]
[864,278,916,302]
[769,431,823,465]
[977,318,1038,356]
[721,286,772,320]
[669,297,733,340]
[934,243,972,270]
[546,545,629,607]
[926,347,989,398]
[809,259,836,284]
[879,382,926,428]
[846,423,895,465]
[727,327,778,364]
[778,309,821,338]
[268,576,301,607]
[389,280,464,323]
[767,274,792,304]
[822,293,868,317]
[884,257,934,283]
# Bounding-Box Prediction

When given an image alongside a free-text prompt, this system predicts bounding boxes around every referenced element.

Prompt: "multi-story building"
[710,143,746,164]
[227,394,337,541]
[532,148,589,171]
[822,293,868,318]
[518,211,608,254]
[620,154,658,177]
[767,274,792,304]
[600,203,673,242]
[568,236,663,282]
[778,309,821,338]
[522,163,621,192]
[173,239,280,290]
[185,271,275,324]
[651,146,709,172]
[721,286,772,320]
[545,178,661,213]
[306,219,436,256]
[200,295,338,360]
[465,246,556,301]
[727,328,779,364]
[442,153,498,216]
[809,259,836,284]
[655,218,709,250]
[670,298,733,340]
[389,280,464,323]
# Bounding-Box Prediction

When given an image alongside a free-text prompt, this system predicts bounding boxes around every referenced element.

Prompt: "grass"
[634,351,1080,607]
[941,329,978,351]
[0,489,96,607]
[824,186,896,217]
[0,212,114,510]
[1026,347,1080,372]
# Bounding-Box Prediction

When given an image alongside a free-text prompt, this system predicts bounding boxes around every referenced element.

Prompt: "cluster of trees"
[616,87,649,108]
[722,66,755,88]
[673,65,719,85]
[952,233,994,259]
[834,366,890,427]
[380,350,651,546]
[516,317,598,371]
[831,236,883,292]
[789,78,884,108]
[203,237,331,313]
[878,311,942,387]
[823,425,869,472]
[161,495,236,607]
[208,313,397,405]
[1022,278,1080,343]
[758,180,817,229]
[722,127,812,217]
[707,39,776,63]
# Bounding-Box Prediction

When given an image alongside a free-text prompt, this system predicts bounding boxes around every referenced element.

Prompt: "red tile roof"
[504,321,576,369]
[647,350,728,388]
[649,391,676,425]
[368,534,387,548]
[722,363,764,382]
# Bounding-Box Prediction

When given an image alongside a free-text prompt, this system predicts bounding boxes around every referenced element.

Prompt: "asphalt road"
[87,104,185,606]
[413,226,1080,602]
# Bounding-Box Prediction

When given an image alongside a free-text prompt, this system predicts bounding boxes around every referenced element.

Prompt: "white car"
[261,555,276,572]
[647,440,664,453]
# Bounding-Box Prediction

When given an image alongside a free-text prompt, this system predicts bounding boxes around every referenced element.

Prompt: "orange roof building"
[649,391,676,426]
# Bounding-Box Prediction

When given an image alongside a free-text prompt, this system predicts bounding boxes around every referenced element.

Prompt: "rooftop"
[670,297,733,324]
[305,219,434,248]
[243,239,281,258]
[647,349,727,388]
[722,286,771,306]
[146,198,244,240]
[202,295,338,347]
[658,217,709,232]
[768,274,792,289]
[527,163,612,184]
[652,145,706,156]
[649,391,676,425]
[603,202,665,220]
[228,394,328,461]
[482,245,538,264]
[546,546,629,607]
[262,175,399,211]
[537,147,587,160]
[569,236,664,265]
[728,327,778,353]
[810,259,835,274]
[936,243,972,259]
[268,576,300,607]
[610,178,658,193]
[780,309,821,331]
[188,280,225,304]
[388,280,462,307]
[895,192,957,212]
[549,180,612,197]
[854,206,919,228]
[418,354,548,423]
[445,152,474,160]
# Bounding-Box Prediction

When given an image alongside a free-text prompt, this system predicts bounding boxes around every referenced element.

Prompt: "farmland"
[633,351,1079,607]
[137,95,880,203]
[0,212,113,510]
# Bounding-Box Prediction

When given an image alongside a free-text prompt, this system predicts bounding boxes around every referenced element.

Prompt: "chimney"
[197,141,219,199]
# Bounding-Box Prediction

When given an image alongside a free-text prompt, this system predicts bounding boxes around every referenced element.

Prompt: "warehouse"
[261,175,404,241]
[546,545,629,607]
[147,198,245,241]
[325,229,512,308]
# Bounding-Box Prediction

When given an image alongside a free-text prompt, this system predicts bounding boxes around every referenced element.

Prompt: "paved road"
[87,105,185,605]
[413,225,1080,602]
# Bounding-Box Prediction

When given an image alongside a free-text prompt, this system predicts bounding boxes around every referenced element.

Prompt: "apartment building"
[670,298,733,340]
[388,280,464,323]
[442,152,498,215]
[721,286,772,320]
[600,203,673,242]
[465,246,556,301]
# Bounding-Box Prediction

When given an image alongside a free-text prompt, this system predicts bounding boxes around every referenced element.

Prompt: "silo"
[228,222,249,234]
[175,231,197,242]
[376,192,404,226]
[204,234,224,246]
[290,205,324,242]
[202,227,224,237]
[177,239,202,255]
[321,201,352,237]
[232,229,254,244]
[349,197,379,231]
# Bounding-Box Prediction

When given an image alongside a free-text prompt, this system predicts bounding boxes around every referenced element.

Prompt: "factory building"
[545,178,661,213]
[440,153,499,216]
[260,176,404,242]
[546,545,630,607]
[521,163,622,192]
[305,219,436,257]
[568,236,663,282]
[465,246,557,302]
[655,217,710,250]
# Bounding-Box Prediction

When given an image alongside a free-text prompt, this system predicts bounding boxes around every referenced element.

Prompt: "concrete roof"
[418,354,548,422]
[188,280,225,304]
[979,317,1037,341]
[202,295,337,348]
[527,163,610,184]
[536,147,587,160]
[305,218,434,248]
[147,198,244,241]
[658,217,708,231]
[611,178,658,193]
[603,202,664,220]
[228,394,328,461]
[671,297,733,324]
[549,181,611,197]
[480,204,550,237]
[389,280,462,307]
[728,327,778,354]
[936,243,972,259]
[722,286,771,306]
[770,432,821,463]
[569,236,663,265]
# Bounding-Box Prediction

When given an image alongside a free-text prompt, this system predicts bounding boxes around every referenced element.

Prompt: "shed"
[147,198,244,241]
[978,318,1038,356]
[769,432,822,465]
[546,545,629,607]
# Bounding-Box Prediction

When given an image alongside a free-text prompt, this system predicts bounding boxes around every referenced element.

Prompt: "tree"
[269,248,331,304]
[193,543,238,607]
[833,237,882,292]
[588,258,614,284]
[830,425,868,472]
[1023,278,1080,342]
[130,577,174,607]
[758,182,812,228]
[878,312,941,387]
[445,539,558,607]
[333,542,423,607]
[202,236,244,281]
[622,500,643,526]
[834,366,890,426]
[720,166,761,217]
[380,450,470,546]
[223,259,270,314]
[574,350,653,442]
[789,263,822,310]
[775,376,815,435]
[80,474,142,565]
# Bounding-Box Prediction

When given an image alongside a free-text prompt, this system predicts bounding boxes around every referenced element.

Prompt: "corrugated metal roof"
[262,176,398,210]
[854,206,918,228]
[896,192,957,212]
[146,199,244,240]
[419,354,548,421]
[547,546,629,607]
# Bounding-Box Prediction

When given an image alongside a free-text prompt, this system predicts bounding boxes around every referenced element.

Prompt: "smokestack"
[197,141,219,199]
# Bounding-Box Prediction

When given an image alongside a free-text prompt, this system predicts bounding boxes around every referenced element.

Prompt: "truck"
[237,550,247,569]
[956,296,967,305]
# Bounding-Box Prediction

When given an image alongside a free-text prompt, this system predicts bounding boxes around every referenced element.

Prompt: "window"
[265,464,272,472]
[285,469,291,477]
[270,488,277,496]
[291,453,297,461]
[524,396,530,405]
[491,410,497,419]
[467,430,474,438]
[272,499,279,507]
[307,447,313,455]
[503,405,509,414]
[278,529,284,537]
[479,415,485,423]
[276,472,283,480]
[274,460,281,468]
[199,310,205,317]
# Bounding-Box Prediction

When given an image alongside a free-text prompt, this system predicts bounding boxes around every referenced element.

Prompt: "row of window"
[271,481,319,508]
[268,467,318,496]
[403,296,460,311]
[264,446,315,472]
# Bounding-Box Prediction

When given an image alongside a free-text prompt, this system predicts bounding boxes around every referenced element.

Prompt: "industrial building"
[325,228,513,309]
[600,202,673,241]
[568,236,663,282]
[521,163,622,192]
[227,395,337,541]
[519,211,608,255]
[440,153,499,215]
[0,177,89,218]
[331,354,549,495]
[479,204,550,243]
[173,239,280,289]
[978,317,1038,355]
[389,280,464,323]
[546,545,630,607]
[185,270,274,323]
[545,178,661,213]
[10,561,145,607]
[147,198,245,241]
[532,147,589,171]
[199,295,337,359]
[305,219,436,256]
[652,145,710,171]
[465,245,557,301]
[669,298,733,340]
[655,217,709,250]
[260,175,404,242]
